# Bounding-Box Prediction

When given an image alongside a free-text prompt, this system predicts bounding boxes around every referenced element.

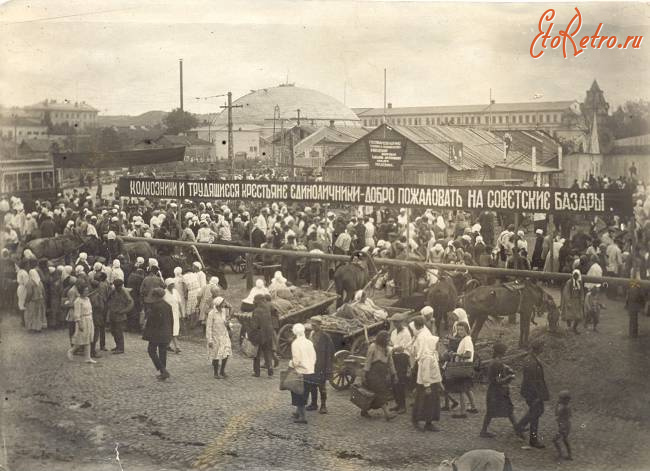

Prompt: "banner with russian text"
[118,177,634,216]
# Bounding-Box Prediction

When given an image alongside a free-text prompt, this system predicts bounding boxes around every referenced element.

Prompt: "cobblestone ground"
[2,276,650,471]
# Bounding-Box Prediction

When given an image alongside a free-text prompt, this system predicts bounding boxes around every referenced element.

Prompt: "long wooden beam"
[123,236,650,289]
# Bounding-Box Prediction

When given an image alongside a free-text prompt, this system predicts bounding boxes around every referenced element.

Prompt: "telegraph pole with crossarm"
[221,92,243,175]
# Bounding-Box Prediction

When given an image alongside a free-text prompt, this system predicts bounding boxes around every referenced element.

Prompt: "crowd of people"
[0,172,647,460]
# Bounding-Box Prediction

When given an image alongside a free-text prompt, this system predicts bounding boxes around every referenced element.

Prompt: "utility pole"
[272,105,280,167]
[179,59,184,111]
[383,68,387,124]
[220,91,243,175]
[13,114,17,159]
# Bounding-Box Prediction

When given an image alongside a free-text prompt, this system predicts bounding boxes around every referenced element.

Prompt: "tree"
[163,108,199,135]
[607,100,650,139]
[96,126,122,152]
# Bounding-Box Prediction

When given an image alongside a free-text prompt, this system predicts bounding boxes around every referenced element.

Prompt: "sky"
[1,0,649,116]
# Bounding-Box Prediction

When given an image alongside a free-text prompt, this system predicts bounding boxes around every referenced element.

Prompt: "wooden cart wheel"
[350,336,369,356]
[276,324,294,359]
[329,350,355,391]
[231,257,246,273]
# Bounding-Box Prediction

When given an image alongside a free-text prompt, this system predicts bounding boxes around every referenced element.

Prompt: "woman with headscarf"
[360,330,397,421]
[561,269,585,334]
[75,252,91,273]
[16,261,29,321]
[543,236,564,274]
[66,283,96,364]
[447,322,478,419]
[50,265,65,327]
[163,278,184,353]
[173,267,187,319]
[480,342,518,438]
[183,262,203,319]
[411,316,442,431]
[108,259,125,284]
[206,296,233,379]
[63,276,80,345]
[24,268,46,332]
[268,271,288,296]
[350,290,388,323]
[288,323,317,424]
[241,278,270,313]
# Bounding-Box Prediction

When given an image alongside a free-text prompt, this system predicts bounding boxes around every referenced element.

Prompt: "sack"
[240,336,257,358]
[350,384,375,410]
[279,368,304,395]
[444,361,474,380]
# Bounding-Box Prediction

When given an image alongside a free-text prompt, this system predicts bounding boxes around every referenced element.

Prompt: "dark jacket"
[107,287,134,323]
[142,299,173,343]
[520,353,549,403]
[40,219,57,238]
[89,280,111,326]
[250,302,275,348]
[311,330,335,379]
[140,274,165,303]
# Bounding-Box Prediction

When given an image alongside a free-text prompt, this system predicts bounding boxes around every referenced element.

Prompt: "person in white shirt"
[411,315,442,431]
[389,311,412,414]
[288,323,316,424]
[364,217,376,248]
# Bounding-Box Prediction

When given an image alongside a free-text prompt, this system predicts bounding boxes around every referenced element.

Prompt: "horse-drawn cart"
[234,289,338,359]
[321,305,415,391]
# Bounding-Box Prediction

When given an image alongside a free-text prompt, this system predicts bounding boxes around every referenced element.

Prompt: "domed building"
[212,84,360,128]
[192,84,364,163]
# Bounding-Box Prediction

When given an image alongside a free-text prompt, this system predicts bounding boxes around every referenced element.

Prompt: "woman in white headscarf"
[561,269,584,334]
[108,259,124,284]
[183,262,203,318]
[241,278,270,312]
[66,284,96,364]
[16,262,30,316]
[24,268,46,332]
[268,271,288,295]
[288,323,316,424]
[198,277,221,324]
[164,278,184,353]
[206,296,233,378]
[75,252,91,273]
[173,267,187,318]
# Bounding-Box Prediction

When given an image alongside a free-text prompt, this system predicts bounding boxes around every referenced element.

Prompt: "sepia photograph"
[0,1,649,470]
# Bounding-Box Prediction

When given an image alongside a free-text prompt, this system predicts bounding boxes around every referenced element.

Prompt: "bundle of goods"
[317,295,389,334]
[318,314,368,334]
[270,286,332,317]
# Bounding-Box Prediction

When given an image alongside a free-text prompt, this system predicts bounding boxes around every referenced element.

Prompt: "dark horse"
[333,256,373,307]
[461,280,559,347]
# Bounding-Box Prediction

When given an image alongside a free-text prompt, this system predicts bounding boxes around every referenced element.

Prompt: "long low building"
[323,123,562,187]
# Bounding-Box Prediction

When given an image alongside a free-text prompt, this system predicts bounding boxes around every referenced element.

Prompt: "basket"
[444,361,474,380]
[350,384,376,410]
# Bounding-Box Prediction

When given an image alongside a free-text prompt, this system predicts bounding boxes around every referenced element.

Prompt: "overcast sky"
[1,0,649,116]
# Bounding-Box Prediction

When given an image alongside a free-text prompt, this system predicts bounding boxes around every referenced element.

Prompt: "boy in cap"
[306,315,335,414]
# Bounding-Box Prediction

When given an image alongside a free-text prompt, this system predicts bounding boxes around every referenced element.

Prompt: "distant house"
[24,99,98,130]
[135,134,216,162]
[0,116,48,142]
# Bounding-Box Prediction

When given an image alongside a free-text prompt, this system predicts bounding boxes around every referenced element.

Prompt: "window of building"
[31,172,43,190]
[546,114,550,123]
[464,117,469,124]
[408,118,412,125]
[554,114,559,123]
[18,131,22,135]
[3,173,17,193]
[363,120,367,126]
[518,115,522,123]
[425,118,430,125]
[43,171,54,189]
[505,116,509,123]
[492,116,496,123]
[525,115,530,123]
[449,117,455,124]
[18,173,30,191]
[498,116,503,124]
[436,117,440,125]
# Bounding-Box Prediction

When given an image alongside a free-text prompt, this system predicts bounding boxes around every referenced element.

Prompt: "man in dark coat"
[250,294,275,377]
[306,316,335,414]
[140,266,165,320]
[142,287,173,380]
[89,273,110,358]
[531,229,545,270]
[107,278,134,354]
[125,267,145,332]
[515,339,550,448]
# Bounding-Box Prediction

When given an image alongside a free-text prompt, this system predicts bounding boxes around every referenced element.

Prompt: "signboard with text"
[367,139,405,168]
[118,177,633,216]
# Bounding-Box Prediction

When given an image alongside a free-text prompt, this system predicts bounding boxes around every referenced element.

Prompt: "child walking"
[552,390,573,461]
[584,287,605,332]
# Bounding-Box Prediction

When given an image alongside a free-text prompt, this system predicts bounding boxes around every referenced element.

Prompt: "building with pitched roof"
[24,99,98,130]
[323,123,561,186]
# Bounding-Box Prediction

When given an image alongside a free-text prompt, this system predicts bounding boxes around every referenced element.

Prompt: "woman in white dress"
[206,297,232,379]
[164,278,184,353]
[66,284,96,364]
[16,262,29,319]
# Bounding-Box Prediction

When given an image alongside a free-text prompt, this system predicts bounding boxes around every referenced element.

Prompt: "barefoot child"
[584,287,605,332]
[553,390,573,460]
